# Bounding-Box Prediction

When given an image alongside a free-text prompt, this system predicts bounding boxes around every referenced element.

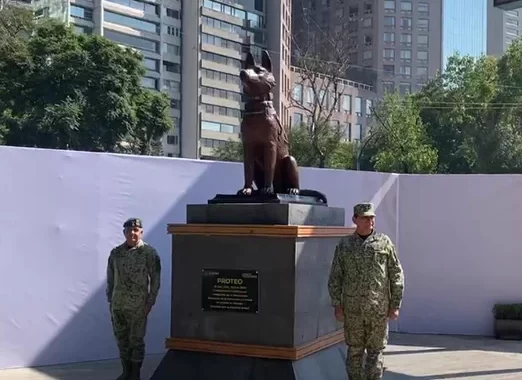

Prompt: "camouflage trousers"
[343,314,389,380]
[111,306,149,363]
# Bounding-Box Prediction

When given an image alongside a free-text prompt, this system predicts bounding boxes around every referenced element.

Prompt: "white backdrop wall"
[0,146,398,370]
[397,174,522,336]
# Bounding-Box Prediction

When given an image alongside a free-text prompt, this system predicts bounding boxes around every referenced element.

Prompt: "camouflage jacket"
[106,240,161,310]
[327,232,404,316]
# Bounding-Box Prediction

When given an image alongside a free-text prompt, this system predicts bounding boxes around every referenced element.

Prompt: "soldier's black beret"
[123,218,143,228]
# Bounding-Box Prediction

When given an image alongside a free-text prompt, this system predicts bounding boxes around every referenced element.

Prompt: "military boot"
[129,361,143,380]
[116,359,131,380]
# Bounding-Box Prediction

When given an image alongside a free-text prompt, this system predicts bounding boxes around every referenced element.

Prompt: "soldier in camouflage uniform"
[328,203,404,380]
[106,218,162,380]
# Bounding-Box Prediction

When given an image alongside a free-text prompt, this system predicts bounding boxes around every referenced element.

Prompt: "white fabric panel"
[0,146,397,369]
[398,174,522,336]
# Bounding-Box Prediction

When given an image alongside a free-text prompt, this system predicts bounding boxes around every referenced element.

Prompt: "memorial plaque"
[201,269,259,313]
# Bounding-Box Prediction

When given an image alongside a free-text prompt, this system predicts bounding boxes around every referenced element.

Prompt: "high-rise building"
[487,2,522,56]
[31,0,291,159]
[292,0,443,96]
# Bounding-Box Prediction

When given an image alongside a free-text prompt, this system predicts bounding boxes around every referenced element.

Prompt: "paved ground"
[1,333,521,379]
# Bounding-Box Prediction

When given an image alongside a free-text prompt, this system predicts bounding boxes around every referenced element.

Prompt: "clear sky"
[442,0,488,69]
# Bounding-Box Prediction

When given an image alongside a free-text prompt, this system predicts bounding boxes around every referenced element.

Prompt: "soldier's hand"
[388,308,400,320]
[145,304,152,316]
[334,305,344,322]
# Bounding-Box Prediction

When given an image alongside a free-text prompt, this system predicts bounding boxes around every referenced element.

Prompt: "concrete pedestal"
[150,203,354,380]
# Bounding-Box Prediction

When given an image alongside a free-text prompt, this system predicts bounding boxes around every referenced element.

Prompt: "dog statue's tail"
[298,189,328,206]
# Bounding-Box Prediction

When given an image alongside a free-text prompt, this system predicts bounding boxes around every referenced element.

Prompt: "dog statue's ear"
[261,50,272,72]
[245,52,256,69]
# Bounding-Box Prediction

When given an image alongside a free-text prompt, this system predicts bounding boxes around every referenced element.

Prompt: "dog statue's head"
[239,50,276,98]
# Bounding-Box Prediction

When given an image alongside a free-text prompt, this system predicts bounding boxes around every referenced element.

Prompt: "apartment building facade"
[292,0,443,97]
[31,0,291,159]
[289,66,376,143]
[487,2,522,56]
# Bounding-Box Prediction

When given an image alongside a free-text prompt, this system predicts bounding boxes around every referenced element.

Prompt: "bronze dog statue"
[237,50,327,205]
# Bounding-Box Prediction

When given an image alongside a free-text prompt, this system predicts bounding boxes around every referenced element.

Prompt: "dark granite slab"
[149,343,348,380]
[186,203,345,226]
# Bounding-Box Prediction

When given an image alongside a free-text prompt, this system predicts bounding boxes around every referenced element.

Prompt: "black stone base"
[187,203,345,226]
[208,192,327,206]
[149,343,347,380]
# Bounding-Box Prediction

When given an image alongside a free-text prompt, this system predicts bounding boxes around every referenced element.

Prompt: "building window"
[70,5,92,20]
[144,58,159,72]
[351,124,362,141]
[201,52,241,69]
[305,87,314,104]
[104,11,159,34]
[383,48,395,60]
[383,64,395,75]
[201,120,238,133]
[74,25,93,34]
[142,77,157,90]
[163,61,180,73]
[383,81,394,93]
[106,0,159,15]
[293,84,303,103]
[293,112,303,126]
[401,17,412,30]
[384,16,395,27]
[201,137,228,149]
[167,135,178,145]
[400,49,412,62]
[104,29,159,53]
[384,32,395,43]
[384,0,395,12]
[202,16,246,36]
[417,35,428,48]
[417,51,428,64]
[418,2,429,15]
[201,86,241,102]
[417,67,428,79]
[401,1,412,12]
[400,66,411,78]
[201,68,240,85]
[162,43,180,55]
[163,79,180,92]
[399,83,411,95]
[418,18,429,31]
[170,99,180,109]
[201,33,242,52]
[342,95,352,113]
[366,99,373,116]
[202,0,246,20]
[202,103,241,118]
[166,26,181,36]
[401,33,412,46]
[355,97,362,116]
[165,8,180,19]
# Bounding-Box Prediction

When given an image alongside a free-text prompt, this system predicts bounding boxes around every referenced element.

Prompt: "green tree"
[367,93,438,174]
[0,18,172,155]
[119,90,172,155]
[414,54,501,173]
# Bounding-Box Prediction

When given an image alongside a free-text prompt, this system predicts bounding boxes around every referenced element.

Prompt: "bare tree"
[289,6,360,167]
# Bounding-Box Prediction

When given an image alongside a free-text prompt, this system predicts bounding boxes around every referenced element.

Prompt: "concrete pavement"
[1,333,521,379]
